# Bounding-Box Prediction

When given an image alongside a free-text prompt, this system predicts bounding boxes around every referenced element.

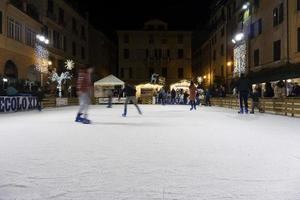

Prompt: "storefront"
[136,83,163,104]
[249,64,300,97]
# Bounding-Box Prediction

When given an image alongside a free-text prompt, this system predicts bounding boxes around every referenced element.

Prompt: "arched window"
[4,60,18,79]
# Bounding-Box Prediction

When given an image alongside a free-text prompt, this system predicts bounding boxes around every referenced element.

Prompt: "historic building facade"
[193,0,300,90]
[0,0,89,88]
[89,26,117,80]
[118,20,192,86]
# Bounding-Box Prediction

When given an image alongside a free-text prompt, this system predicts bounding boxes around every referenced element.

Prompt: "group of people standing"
[155,85,212,107]
[234,73,265,114]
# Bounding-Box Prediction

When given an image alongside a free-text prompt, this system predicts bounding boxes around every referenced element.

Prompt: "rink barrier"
[210,97,300,118]
[42,98,80,108]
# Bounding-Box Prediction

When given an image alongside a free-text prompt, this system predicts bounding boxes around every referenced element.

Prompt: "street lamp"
[231,33,244,44]
[197,76,203,84]
[36,34,49,45]
[227,61,233,67]
[2,78,8,89]
[242,2,250,10]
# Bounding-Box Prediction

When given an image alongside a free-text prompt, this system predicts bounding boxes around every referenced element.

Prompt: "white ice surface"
[0,105,300,200]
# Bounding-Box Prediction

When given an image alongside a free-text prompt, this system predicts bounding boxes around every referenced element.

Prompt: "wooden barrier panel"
[43,98,79,108]
[211,97,300,118]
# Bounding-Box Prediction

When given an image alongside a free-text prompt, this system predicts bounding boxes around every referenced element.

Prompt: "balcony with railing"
[9,0,40,22]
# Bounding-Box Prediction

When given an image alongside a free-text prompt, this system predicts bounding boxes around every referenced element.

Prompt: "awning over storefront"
[94,75,124,86]
[248,63,300,83]
[170,80,190,91]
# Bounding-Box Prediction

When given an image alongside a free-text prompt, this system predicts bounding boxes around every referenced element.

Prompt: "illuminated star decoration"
[65,60,75,71]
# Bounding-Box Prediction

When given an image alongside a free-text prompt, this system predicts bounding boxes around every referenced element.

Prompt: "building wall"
[0,0,89,87]
[194,0,300,88]
[249,0,288,71]
[89,26,117,80]
[289,0,300,64]
[39,0,89,71]
[118,20,192,86]
[0,1,42,80]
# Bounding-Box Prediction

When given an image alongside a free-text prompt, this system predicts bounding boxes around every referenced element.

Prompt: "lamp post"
[2,78,8,89]
[226,61,233,88]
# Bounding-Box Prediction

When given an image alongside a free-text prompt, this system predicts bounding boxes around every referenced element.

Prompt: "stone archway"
[4,60,18,79]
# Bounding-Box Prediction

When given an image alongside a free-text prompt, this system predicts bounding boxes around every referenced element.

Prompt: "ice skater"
[107,89,113,108]
[75,67,93,124]
[250,86,264,114]
[189,81,197,110]
[35,87,44,111]
[120,83,142,117]
[235,73,251,114]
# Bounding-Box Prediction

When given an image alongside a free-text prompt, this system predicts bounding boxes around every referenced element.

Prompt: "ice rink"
[1,105,300,200]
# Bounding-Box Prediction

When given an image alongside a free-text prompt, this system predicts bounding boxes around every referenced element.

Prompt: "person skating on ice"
[189,81,197,110]
[120,83,142,117]
[250,86,264,114]
[107,89,113,108]
[235,73,251,114]
[75,67,93,124]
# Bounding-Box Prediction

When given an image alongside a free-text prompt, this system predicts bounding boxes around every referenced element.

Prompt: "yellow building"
[0,0,42,82]
[117,20,192,86]
[0,0,89,90]
[194,0,300,90]
[248,0,300,83]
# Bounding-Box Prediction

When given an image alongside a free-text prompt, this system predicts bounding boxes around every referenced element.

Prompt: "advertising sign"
[0,96,37,112]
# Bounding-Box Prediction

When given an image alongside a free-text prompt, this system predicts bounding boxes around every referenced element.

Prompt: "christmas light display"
[233,42,247,77]
[34,44,49,74]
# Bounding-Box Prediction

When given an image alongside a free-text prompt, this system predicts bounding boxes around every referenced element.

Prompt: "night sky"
[73,0,212,39]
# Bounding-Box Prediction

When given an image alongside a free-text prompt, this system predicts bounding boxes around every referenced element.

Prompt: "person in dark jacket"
[189,81,197,110]
[36,87,44,111]
[171,89,176,104]
[250,86,264,114]
[183,91,189,105]
[120,83,142,117]
[235,73,251,114]
[107,89,113,108]
[205,88,211,106]
[264,82,274,97]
